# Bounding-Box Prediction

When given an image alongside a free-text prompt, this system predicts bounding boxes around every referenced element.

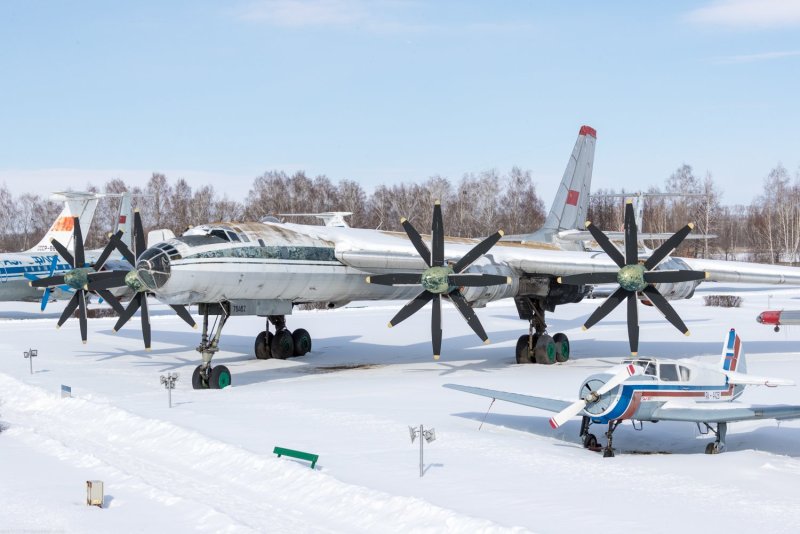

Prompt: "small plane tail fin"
[27,191,101,255]
[542,125,597,233]
[720,328,746,374]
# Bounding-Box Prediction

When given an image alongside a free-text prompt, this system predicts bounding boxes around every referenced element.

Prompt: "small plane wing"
[650,402,800,423]
[443,383,572,413]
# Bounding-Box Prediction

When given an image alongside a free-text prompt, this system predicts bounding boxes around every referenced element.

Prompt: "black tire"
[255,331,273,360]
[515,334,534,364]
[271,330,294,360]
[209,365,232,389]
[534,334,556,365]
[583,433,598,449]
[192,365,208,390]
[292,328,312,357]
[705,442,718,455]
[553,332,570,363]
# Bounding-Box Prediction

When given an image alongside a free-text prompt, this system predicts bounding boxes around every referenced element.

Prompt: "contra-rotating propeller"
[557,200,707,355]
[548,364,637,429]
[365,201,511,359]
[28,217,127,343]
[103,209,197,350]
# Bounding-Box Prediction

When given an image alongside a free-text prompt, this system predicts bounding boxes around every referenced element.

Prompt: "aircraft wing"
[443,384,572,413]
[650,402,800,423]
[681,257,800,285]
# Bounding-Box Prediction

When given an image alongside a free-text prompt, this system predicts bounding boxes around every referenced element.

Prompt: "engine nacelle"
[650,258,701,300]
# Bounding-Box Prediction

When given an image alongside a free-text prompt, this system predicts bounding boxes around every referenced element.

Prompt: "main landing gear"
[579,416,620,457]
[699,422,727,454]
[254,315,312,360]
[515,307,570,365]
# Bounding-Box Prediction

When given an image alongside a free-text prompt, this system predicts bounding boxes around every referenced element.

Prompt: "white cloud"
[713,49,800,64]
[687,0,800,29]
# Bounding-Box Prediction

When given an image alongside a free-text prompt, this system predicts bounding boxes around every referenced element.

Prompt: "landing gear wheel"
[515,334,534,364]
[705,442,720,454]
[534,334,556,365]
[583,433,598,450]
[192,365,209,390]
[553,332,570,363]
[271,330,294,360]
[255,331,273,360]
[209,365,232,389]
[292,328,312,357]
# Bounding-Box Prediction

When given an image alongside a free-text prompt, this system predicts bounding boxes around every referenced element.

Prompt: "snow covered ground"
[2,283,800,533]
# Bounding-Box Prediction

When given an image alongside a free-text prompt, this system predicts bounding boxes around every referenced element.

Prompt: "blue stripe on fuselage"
[595,382,730,422]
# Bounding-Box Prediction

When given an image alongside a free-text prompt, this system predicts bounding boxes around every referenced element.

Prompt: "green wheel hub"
[421,265,454,294]
[617,264,647,292]
[64,268,91,290]
[218,370,231,388]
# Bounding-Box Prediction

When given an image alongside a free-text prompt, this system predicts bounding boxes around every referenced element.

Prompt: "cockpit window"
[659,363,679,381]
[679,366,691,381]
[226,231,241,242]
[209,229,230,241]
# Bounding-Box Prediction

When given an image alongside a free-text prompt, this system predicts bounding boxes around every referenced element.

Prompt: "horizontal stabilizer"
[724,371,794,387]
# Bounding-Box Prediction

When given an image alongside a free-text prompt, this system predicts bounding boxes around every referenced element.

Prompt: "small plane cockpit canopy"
[622,357,691,382]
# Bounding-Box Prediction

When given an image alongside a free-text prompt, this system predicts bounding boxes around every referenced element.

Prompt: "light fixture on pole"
[23,348,38,375]
[409,424,436,477]
[160,372,179,408]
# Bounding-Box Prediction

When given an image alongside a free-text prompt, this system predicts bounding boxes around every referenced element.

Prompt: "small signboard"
[61,385,72,399]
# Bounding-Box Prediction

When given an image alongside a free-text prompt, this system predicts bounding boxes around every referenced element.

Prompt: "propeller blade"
[50,238,75,268]
[549,364,636,429]
[93,230,123,271]
[432,295,442,359]
[115,239,136,265]
[643,223,695,270]
[169,304,197,329]
[643,270,707,284]
[452,231,504,273]
[95,289,126,315]
[113,294,142,332]
[583,286,630,330]
[624,202,638,266]
[389,290,435,327]
[449,290,489,343]
[642,285,689,335]
[87,270,129,290]
[431,202,444,267]
[557,272,618,286]
[401,218,432,267]
[57,292,80,328]
[134,210,146,258]
[40,288,51,312]
[627,292,639,355]
[30,275,66,288]
[366,273,422,286]
[448,273,510,287]
[586,222,625,268]
[72,216,85,267]
[77,290,88,344]
[140,294,151,350]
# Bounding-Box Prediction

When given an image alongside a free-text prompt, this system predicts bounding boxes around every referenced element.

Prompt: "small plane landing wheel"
[583,433,598,449]
[774,326,780,333]
[271,330,294,360]
[515,334,534,364]
[192,365,209,390]
[209,365,232,389]
[255,331,273,360]
[705,442,720,454]
[553,332,570,363]
[534,334,556,364]
[292,328,312,357]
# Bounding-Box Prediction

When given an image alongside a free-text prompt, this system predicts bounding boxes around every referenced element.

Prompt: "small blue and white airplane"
[445,329,800,456]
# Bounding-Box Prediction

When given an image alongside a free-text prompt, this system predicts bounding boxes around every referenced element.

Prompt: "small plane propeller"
[366,201,511,359]
[557,200,707,355]
[105,210,197,350]
[28,217,127,343]
[549,364,637,429]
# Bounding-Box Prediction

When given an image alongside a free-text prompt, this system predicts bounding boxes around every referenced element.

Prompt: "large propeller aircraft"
[30,126,800,390]
[445,329,800,457]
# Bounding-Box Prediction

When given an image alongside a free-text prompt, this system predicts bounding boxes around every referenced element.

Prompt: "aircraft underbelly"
[163,260,421,303]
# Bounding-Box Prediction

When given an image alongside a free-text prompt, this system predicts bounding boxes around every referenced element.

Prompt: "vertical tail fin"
[542,125,597,232]
[720,328,746,374]
[114,191,133,251]
[27,192,100,255]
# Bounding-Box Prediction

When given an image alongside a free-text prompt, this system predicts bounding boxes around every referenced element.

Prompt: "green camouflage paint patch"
[185,245,337,262]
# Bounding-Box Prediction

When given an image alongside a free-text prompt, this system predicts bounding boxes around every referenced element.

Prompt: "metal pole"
[29,353,33,375]
[419,424,424,477]
[168,385,172,408]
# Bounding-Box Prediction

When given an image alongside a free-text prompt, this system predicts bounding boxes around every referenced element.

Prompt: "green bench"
[273,446,319,469]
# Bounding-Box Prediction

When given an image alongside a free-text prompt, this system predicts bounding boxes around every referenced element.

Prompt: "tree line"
[0,163,798,265]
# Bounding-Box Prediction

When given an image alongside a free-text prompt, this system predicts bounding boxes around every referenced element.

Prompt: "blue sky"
[1,0,799,206]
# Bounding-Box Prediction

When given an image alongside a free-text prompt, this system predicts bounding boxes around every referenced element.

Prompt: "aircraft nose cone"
[135,247,172,291]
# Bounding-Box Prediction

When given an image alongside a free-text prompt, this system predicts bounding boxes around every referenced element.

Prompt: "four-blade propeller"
[558,201,707,354]
[366,201,510,359]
